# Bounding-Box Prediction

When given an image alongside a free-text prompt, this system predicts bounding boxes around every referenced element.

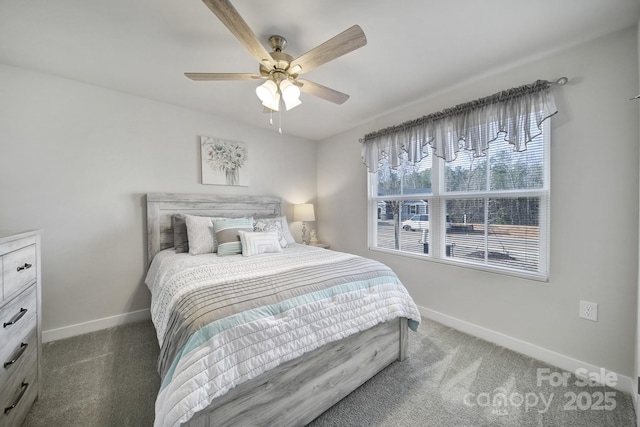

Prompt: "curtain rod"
[361,77,568,142]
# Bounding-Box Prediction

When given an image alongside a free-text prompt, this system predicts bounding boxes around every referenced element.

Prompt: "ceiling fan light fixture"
[283,96,302,111]
[279,79,301,110]
[262,92,280,111]
[256,79,278,103]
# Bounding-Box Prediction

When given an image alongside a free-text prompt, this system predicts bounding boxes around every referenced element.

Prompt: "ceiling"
[1,0,638,141]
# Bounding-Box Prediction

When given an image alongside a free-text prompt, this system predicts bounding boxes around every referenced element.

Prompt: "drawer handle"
[3,308,27,328]
[4,382,28,415]
[16,263,32,272]
[4,342,28,369]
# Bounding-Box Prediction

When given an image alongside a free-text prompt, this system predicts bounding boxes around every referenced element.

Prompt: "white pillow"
[278,216,296,245]
[185,214,215,255]
[254,216,295,246]
[254,218,287,247]
[238,230,283,257]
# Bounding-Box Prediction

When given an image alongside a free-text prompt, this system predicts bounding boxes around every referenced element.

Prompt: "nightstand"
[308,242,330,249]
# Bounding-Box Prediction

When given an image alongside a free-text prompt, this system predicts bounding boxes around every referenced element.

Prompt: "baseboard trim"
[419,306,634,396]
[634,378,639,427]
[42,308,151,343]
[41,305,634,397]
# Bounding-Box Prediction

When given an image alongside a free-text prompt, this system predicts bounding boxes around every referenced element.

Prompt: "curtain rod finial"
[555,77,568,86]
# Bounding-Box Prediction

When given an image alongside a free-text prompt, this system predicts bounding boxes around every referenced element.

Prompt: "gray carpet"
[24,320,160,427]
[23,318,636,427]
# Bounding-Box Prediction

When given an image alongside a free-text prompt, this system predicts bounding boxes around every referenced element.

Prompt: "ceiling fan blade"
[297,79,350,104]
[289,25,366,75]
[185,72,263,81]
[201,0,275,68]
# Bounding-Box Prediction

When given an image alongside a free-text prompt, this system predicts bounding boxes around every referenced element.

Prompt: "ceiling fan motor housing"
[268,35,287,52]
[260,36,298,79]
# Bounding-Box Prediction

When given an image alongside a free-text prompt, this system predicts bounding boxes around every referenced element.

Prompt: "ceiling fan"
[185,0,367,117]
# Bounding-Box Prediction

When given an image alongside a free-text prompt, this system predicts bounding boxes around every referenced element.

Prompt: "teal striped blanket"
[145,244,420,427]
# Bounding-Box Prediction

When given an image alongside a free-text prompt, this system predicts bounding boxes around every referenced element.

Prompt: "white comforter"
[146,244,421,427]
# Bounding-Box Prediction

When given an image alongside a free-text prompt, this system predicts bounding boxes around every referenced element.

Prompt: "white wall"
[318,27,639,379]
[0,64,317,335]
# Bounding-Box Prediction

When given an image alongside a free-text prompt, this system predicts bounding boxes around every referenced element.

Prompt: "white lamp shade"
[279,80,300,101]
[262,92,280,111]
[279,80,301,111]
[293,203,315,222]
[256,80,278,103]
[283,96,302,111]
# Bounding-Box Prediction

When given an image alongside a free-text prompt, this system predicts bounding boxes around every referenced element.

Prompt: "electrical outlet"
[579,301,598,321]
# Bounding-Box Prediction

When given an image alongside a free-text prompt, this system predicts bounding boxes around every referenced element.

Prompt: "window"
[368,120,549,280]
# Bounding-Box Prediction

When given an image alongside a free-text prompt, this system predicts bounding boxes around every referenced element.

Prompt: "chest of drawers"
[0,231,41,427]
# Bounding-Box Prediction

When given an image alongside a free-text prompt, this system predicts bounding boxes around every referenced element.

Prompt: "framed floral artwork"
[200,136,249,186]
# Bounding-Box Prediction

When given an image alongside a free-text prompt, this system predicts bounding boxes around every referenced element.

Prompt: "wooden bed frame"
[146,193,409,427]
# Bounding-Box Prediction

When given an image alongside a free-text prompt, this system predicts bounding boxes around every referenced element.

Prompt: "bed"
[145,193,421,427]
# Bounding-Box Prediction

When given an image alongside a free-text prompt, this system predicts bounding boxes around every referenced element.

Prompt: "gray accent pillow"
[172,214,189,253]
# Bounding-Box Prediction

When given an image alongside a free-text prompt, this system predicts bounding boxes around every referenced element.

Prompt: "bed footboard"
[184,317,409,427]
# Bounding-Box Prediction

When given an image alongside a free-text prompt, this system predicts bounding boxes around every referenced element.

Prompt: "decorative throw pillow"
[212,217,253,256]
[253,218,288,248]
[172,214,189,253]
[254,216,295,246]
[238,230,283,257]
[185,214,215,255]
[278,216,296,245]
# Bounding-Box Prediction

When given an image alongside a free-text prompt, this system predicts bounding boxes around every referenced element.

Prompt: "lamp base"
[302,222,308,244]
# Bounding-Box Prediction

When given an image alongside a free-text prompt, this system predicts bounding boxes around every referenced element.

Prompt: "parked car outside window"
[402,214,452,231]
[402,214,429,231]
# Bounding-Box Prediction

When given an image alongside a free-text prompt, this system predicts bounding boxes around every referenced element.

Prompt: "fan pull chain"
[265,98,283,134]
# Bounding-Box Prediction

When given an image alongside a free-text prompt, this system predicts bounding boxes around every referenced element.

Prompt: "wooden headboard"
[146,193,282,261]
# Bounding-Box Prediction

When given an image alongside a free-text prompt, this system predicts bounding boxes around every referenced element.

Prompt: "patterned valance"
[361,80,558,173]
